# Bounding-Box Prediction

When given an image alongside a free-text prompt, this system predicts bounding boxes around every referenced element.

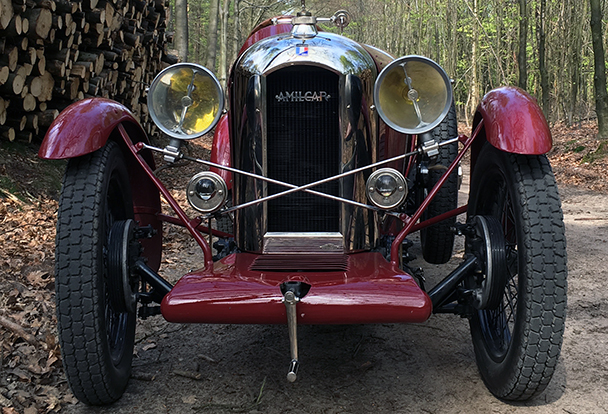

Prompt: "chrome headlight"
[374,55,452,135]
[187,171,228,213]
[148,63,224,140]
[366,168,407,210]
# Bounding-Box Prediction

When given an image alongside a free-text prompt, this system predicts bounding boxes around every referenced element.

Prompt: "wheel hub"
[107,219,141,314]
[466,215,508,310]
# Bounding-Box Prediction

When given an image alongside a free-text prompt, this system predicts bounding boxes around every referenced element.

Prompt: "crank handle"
[287,359,299,382]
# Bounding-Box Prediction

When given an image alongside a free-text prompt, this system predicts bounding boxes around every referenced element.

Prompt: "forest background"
[167,0,608,135]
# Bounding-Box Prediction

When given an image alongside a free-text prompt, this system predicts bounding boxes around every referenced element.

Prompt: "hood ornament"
[291,10,317,39]
[273,3,351,39]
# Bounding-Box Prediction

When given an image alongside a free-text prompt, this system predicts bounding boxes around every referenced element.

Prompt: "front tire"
[55,141,136,405]
[419,102,459,264]
[467,144,567,401]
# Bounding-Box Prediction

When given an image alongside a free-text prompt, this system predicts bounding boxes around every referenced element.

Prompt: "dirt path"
[59,181,608,414]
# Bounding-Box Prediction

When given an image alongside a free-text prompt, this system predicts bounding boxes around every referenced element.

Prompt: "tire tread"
[56,142,133,405]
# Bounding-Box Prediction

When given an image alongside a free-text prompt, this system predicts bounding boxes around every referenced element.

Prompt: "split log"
[6,115,27,130]
[35,108,58,126]
[0,73,25,95]
[5,13,22,36]
[0,97,8,125]
[0,125,16,141]
[15,130,33,142]
[0,66,9,84]
[46,59,65,77]
[16,93,37,111]
[25,113,38,131]
[1,0,172,138]
[18,47,37,66]
[0,46,19,71]
[36,70,53,101]
[24,7,52,40]
[0,0,14,30]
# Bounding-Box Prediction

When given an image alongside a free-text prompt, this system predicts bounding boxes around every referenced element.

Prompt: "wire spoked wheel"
[467,143,567,401]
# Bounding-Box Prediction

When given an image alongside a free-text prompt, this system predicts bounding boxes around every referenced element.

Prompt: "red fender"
[210,114,232,191]
[39,98,147,159]
[471,87,552,167]
[38,98,163,271]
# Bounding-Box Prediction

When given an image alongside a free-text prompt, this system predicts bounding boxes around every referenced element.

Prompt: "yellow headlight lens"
[374,56,452,135]
[148,63,224,140]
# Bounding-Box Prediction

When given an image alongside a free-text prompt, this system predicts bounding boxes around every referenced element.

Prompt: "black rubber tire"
[419,102,459,264]
[55,141,136,405]
[467,143,567,401]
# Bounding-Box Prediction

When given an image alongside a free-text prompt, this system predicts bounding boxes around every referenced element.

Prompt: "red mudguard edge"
[39,98,147,159]
[210,114,232,191]
[471,87,552,168]
[38,98,163,271]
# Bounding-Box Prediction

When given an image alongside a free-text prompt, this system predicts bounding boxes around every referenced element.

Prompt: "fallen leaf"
[7,367,31,382]
[182,395,197,404]
[26,270,49,288]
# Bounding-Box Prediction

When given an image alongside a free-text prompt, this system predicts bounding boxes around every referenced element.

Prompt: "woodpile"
[0,0,178,142]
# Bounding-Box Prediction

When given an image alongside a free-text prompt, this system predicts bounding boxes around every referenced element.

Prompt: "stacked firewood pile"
[0,0,177,143]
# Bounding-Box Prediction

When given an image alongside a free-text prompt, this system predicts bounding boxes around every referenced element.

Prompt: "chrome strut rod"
[139,142,394,216]
[139,137,458,218]
[283,291,299,382]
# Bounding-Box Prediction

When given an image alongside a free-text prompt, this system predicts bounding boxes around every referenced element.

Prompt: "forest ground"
[0,121,607,413]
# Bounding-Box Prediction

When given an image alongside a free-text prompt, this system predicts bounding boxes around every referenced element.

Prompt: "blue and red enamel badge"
[296,44,309,56]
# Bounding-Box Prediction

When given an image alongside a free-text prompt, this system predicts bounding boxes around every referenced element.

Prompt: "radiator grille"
[250,254,348,272]
[266,66,340,232]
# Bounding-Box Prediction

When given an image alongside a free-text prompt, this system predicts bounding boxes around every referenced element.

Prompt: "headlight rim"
[374,55,453,135]
[147,62,225,141]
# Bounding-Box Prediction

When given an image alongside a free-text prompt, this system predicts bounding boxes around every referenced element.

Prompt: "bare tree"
[175,0,189,61]
[218,0,231,87]
[517,0,528,90]
[537,0,549,117]
[206,0,220,71]
[590,0,608,138]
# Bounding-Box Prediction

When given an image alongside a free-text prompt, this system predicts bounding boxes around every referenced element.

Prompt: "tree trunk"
[468,0,479,122]
[232,0,240,59]
[218,0,230,87]
[175,0,188,61]
[538,0,549,118]
[517,0,528,90]
[569,1,583,126]
[206,0,220,71]
[590,0,608,138]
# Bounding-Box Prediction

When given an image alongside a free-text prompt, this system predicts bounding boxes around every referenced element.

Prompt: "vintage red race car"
[39,4,567,406]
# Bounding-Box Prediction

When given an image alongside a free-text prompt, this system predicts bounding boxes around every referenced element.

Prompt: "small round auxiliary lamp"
[187,171,228,214]
[366,168,408,210]
[148,63,224,140]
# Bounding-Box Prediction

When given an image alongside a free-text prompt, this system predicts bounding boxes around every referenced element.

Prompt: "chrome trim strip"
[264,232,344,254]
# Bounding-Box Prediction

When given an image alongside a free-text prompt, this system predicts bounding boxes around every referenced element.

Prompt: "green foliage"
[582,141,608,163]
[178,0,607,125]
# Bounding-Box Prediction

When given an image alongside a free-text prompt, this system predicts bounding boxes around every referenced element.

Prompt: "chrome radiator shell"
[230,33,380,253]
